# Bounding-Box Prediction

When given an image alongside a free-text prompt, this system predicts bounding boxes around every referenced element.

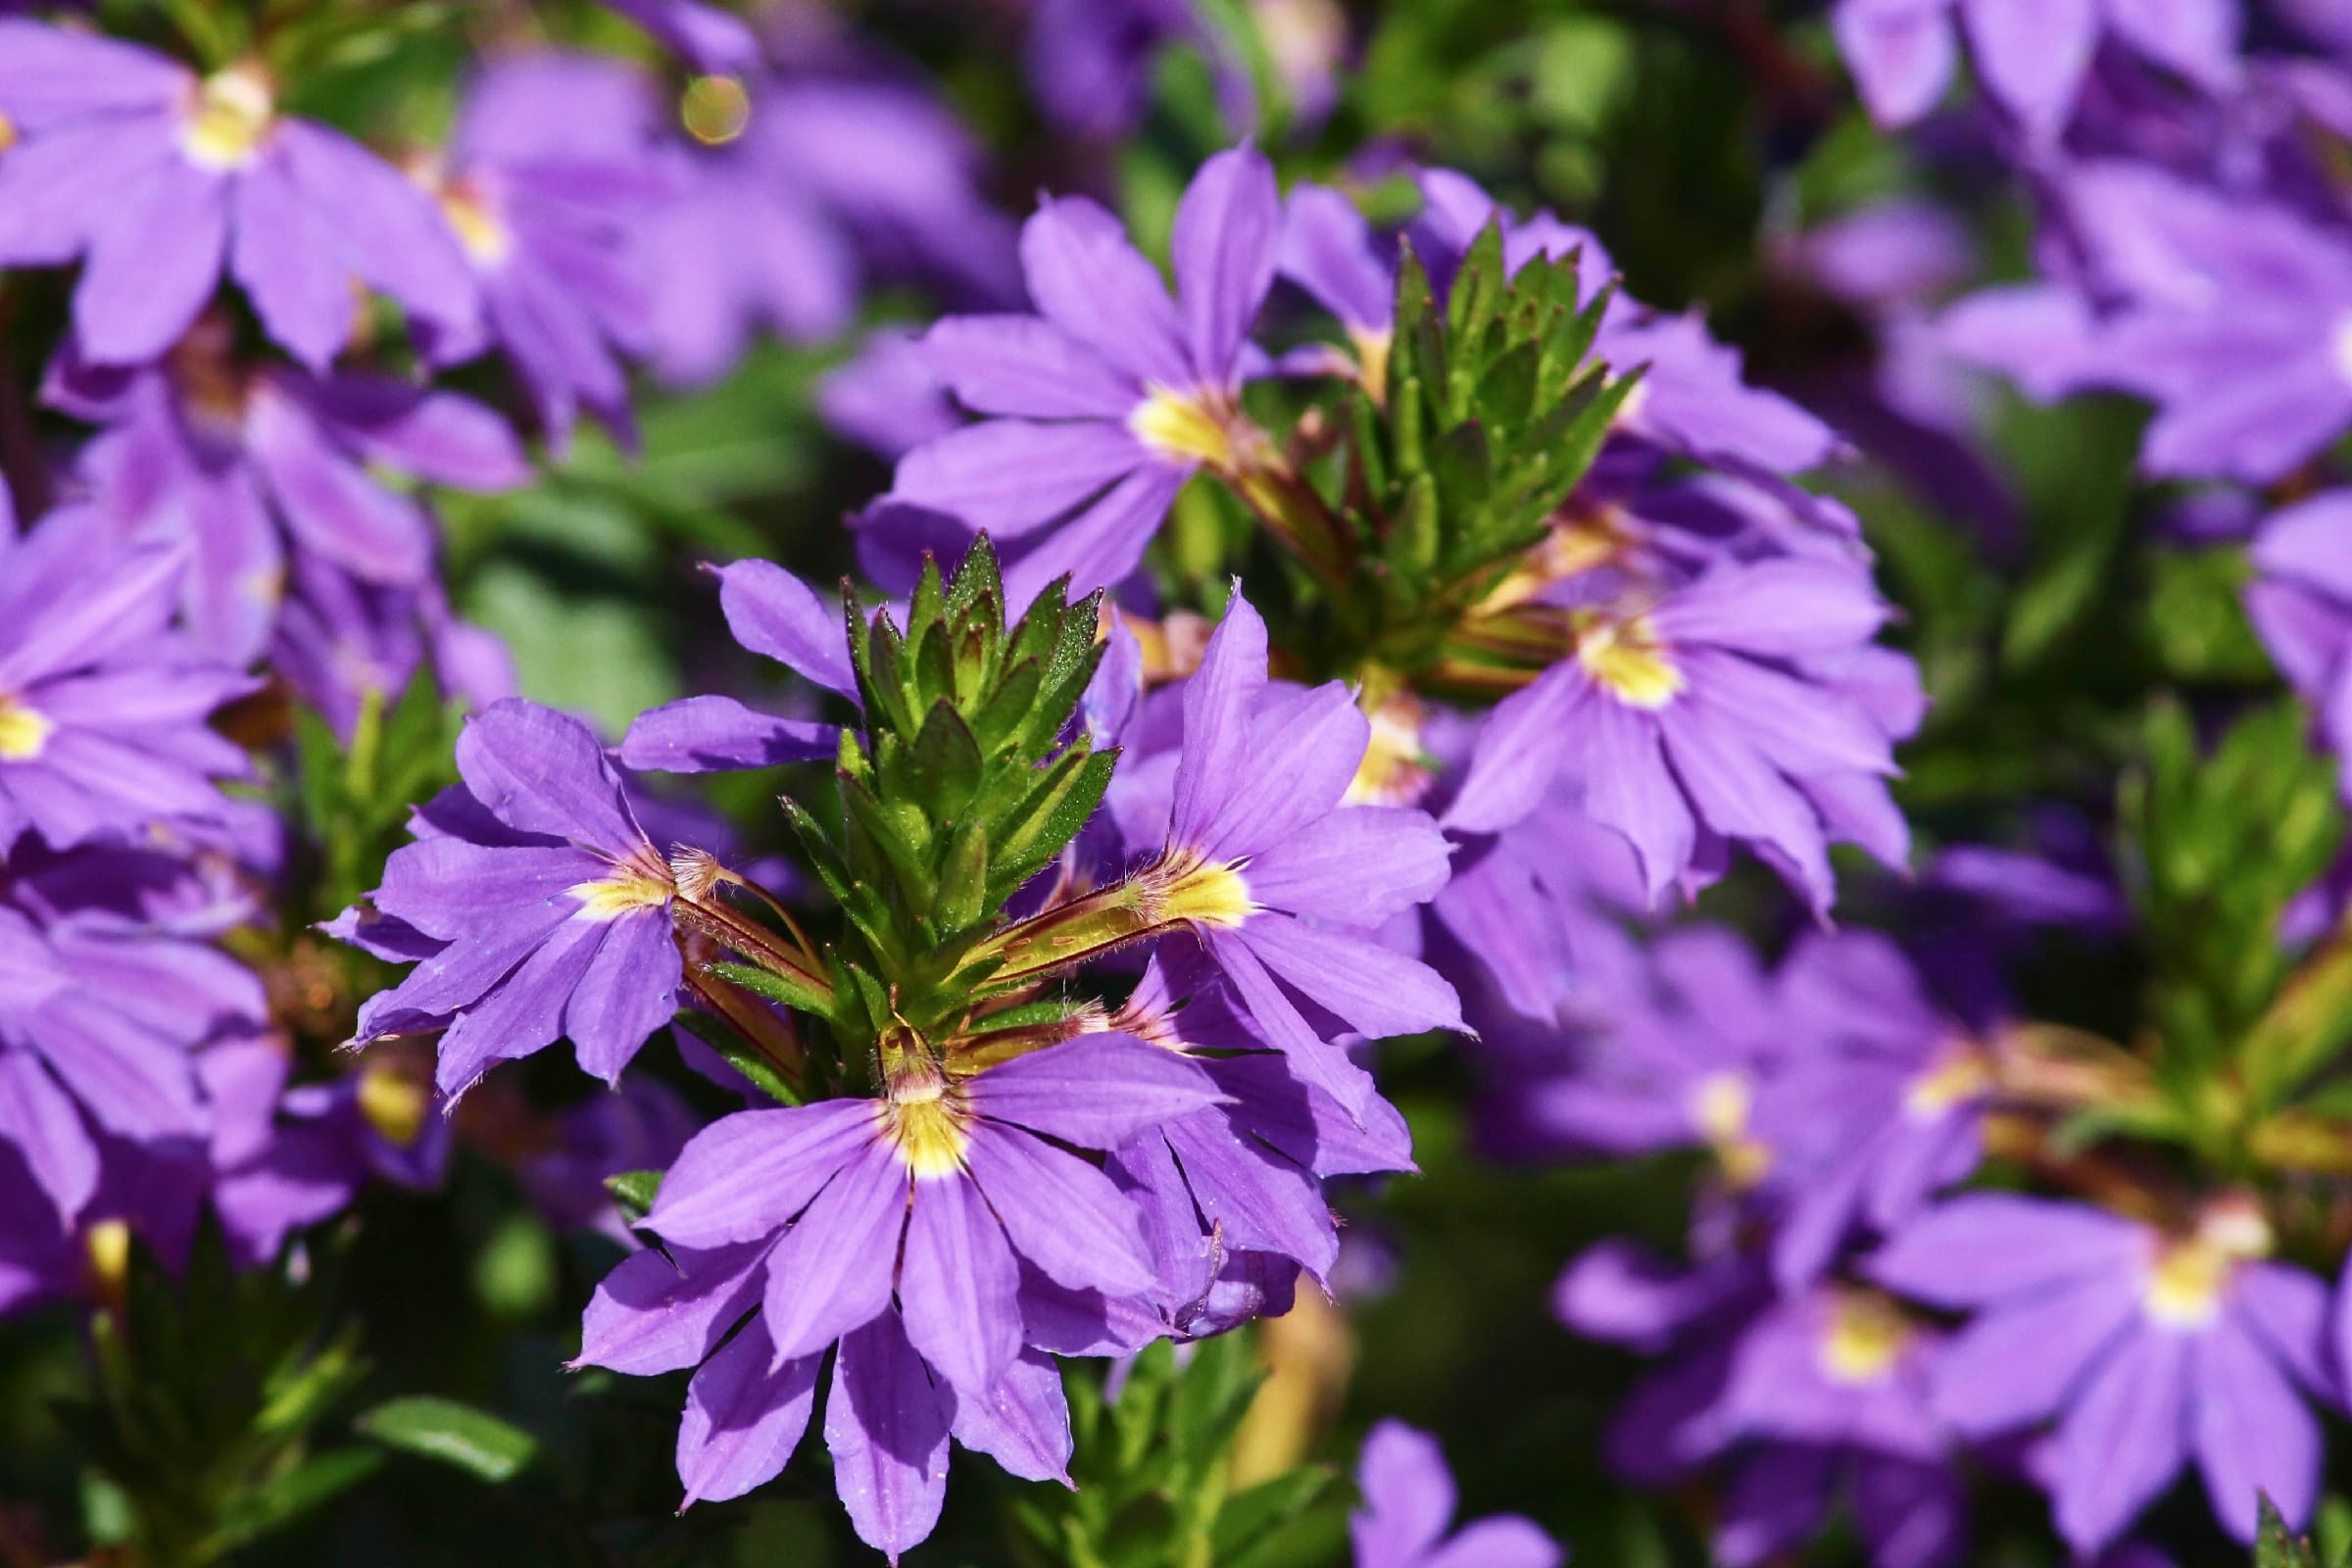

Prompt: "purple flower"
[1751,932,1994,1291]
[515,1074,696,1240]
[0,515,254,850]
[1557,1244,1966,1568]
[1832,0,2240,137]
[1023,0,1251,139]
[887,147,1281,605]
[819,326,964,460]
[269,553,515,745]
[1102,953,1414,1336]
[51,332,526,665]
[0,24,479,368]
[1350,1420,1560,1568]
[0,846,267,1227]
[1127,590,1460,1116]
[345,700,685,1098]
[1868,1194,2332,1552]
[579,1034,1223,1556]
[1444,557,1907,913]
[1941,162,2352,486]
[422,54,667,447]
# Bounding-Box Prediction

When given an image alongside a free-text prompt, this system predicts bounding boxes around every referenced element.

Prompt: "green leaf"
[1210,1467,1342,1567]
[355,1396,539,1484]
[2261,1494,2325,1568]
[604,1169,662,1223]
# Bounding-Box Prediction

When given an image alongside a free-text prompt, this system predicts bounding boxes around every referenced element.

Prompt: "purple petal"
[1961,0,2094,137]
[576,1239,767,1376]
[272,121,481,352]
[619,695,837,773]
[1242,805,1452,925]
[2104,0,2239,89]
[75,164,227,366]
[1188,682,1370,863]
[1930,1270,2138,1438]
[1441,665,1578,836]
[2053,1325,2190,1555]
[960,1123,1155,1297]
[1651,561,1890,656]
[0,24,185,126]
[230,159,355,370]
[1201,925,1379,1119]
[1280,183,1392,333]
[563,908,680,1084]
[998,460,1188,610]
[1234,914,1464,1040]
[825,1307,951,1564]
[1424,1518,1562,1568]
[1351,1421,1455,1564]
[1868,1194,2142,1307]
[2192,1312,2320,1542]
[1832,0,1958,126]
[0,1051,97,1224]
[246,384,435,584]
[947,1349,1071,1485]
[645,1101,878,1250]
[1018,194,1191,390]
[897,1173,1022,1397]
[676,1315,821,1506]
[455,699,645,856]
[0,542,182,689]
[966,1035,1225,1150]
[760,1140,906,1361]
[27,1005,202,1141]
[432,914,606,1095]
[1171,146,1280,381]
[891,417,1147,539]
[921,316,1139,419]
[2239,1262,2332,1398]
[714,559,859,699]
[1167,591,1270,847]
[1578,696,1696,905]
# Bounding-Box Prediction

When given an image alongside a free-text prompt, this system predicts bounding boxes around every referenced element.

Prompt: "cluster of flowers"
[0,0,1013,1340]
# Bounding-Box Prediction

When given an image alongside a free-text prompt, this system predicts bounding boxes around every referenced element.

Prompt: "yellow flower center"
[880,1078,970,1179]
[440,182,512,267]
[566,866,673,921]
[1130,386,1236,469]
[182,66,275,171]
[1690,1071,1771,1187]
[0,111,18,158]
[356,1061,430,1148]
[1144,853,1257,930]
[1820,1290,1911,1384]
[1904,1045,1992,1119]
[2144,1239,2233,1330]
[680,75,752,146]
[1573,611,1683,709]
[1349,326,1392,404]
[0,694,54,761]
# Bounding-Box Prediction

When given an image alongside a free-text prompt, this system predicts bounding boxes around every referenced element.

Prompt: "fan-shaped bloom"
[579,1034,1222,1557]
[1832,0,2239,137]
[345,700,686,1098]
[1125,591,1460,1116]
[1444,558,1907,912]
[51,331,526,665]
[419,55,666,446]
[1350,1420,1561,1568]
[1868,1194,2331,1552]
[1557,1244,1966,1568]
[889,146,1281,603]
[0,519,254,850]
[0,24,478,368]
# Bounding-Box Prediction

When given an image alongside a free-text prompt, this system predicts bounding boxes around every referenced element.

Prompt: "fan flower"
[1350,1420,1561,1568]
[419,54,667,447]
[343,700,687,1098]
[888,146,1281,604]
[1557,1244,1967,1568]
[1868,1193,2331,1552]
[51,328,526,665]
[2246,489,2352,797]
[580,1033,1223,1558]
[0,24,478,368]
[1444,557,1906,913]
[0,518,254,851]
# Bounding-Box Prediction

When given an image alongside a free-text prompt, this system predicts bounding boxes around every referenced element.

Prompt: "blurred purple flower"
[0,24,479,368]
[1350,1420,1560,1568]
[618,558,846,773]
[1869,1193,2331,1552]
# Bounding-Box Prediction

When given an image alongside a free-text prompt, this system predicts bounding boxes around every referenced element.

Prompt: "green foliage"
[1009,1333,1347,1568]
[2258,1494,2348,1568]
[356,1397,541,1485]
[288,670,464,925]
[1302,220,1634,686]
[60,1228,375,1568]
